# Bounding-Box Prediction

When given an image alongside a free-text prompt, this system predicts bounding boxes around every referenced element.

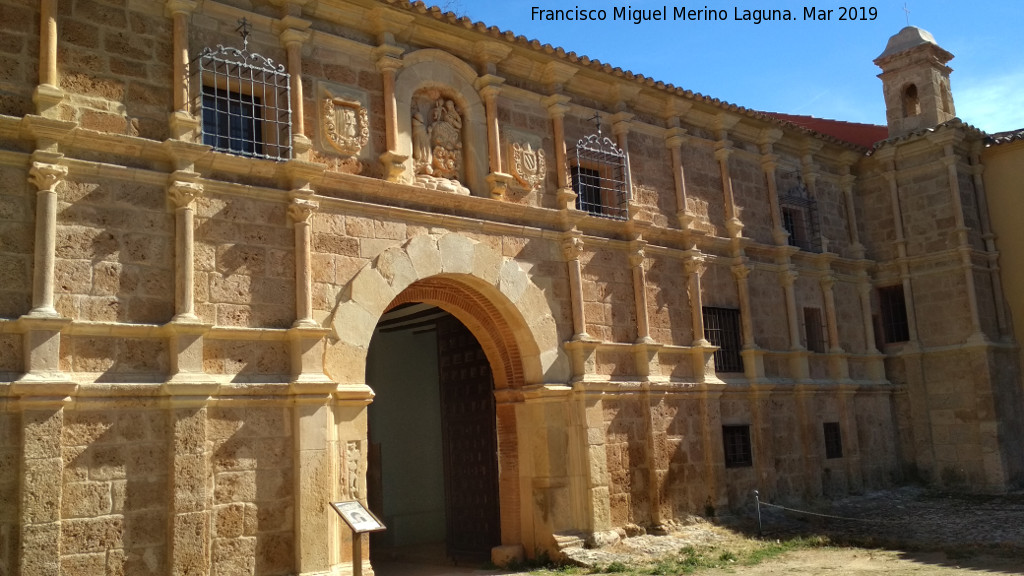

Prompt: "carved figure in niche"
[346,440,360,498]
[411,89,469,194]
[412,113,432,173]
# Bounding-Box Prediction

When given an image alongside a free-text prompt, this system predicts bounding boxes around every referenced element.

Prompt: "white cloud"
[955,70,1024,133]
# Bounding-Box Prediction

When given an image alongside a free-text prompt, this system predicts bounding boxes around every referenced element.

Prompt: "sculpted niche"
[411,88,470,195]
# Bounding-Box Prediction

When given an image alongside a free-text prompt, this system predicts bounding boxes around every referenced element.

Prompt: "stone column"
[732,263,764,379]
[476,76,514,198]
[563,235,590,342]
[665,127,693,229]
[289,197,318,328]
[684,251,714,381]
[839,153,866,258]
[758,129,788,246]
[166,0,199,138]
[612,113,633,192]
[375,48,407,182]
[19,402,65,576]
[279,21,312,156]
[169,175,203,323]
[939,146,984,342]
[969,146,1009,337]
[715,115,743,238]
[820,273,850,381]
[857,271,885,380]
[630,242,653,344]
[294,399,334,574]
[27,159,66,318]
[780,267,809,381]
[544,95,575,210]
[34,0,63,114]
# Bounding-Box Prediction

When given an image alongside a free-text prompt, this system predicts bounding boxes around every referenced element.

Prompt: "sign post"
[331,501,386,576]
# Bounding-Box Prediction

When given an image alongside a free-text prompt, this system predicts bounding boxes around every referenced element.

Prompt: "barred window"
[823,422,843,459]
[803,307,827,353]
[779,180,821,252]
[878,285,910,343]
[193,21,292,161]
[723,425,753,468]
[572,131,628,220]
[703,307,744,373]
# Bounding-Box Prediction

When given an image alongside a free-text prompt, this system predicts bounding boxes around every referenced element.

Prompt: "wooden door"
[436,318,500,560]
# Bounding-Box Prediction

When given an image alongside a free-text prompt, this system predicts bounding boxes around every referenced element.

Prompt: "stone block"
[491,544,525,567]
[211,536,256,575]
[62,481,112,519]
[61,516,124,555]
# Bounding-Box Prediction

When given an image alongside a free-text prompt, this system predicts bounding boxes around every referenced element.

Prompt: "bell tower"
[874,26,956,138]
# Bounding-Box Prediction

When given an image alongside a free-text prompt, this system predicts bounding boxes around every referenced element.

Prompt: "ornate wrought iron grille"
[572,131,628,220]
[779,187,821,253]
[192,22,291,161]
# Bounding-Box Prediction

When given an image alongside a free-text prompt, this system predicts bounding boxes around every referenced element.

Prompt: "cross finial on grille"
[589,111,602,136]
[236,17,251,50]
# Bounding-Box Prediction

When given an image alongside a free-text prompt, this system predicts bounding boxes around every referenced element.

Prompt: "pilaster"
[374,46,407,182]
[839,152,866,259]
[684,250,715,380]
[34,0,64,116]
[19,399,66,576]
[758,129,788,246]
[664,127,694,229]
[819,273,849,381]
[714,115,743,239]
[544,95,576,211]
[168,401,213,576]
[732,263,764,379]
[476,75,514,199]
[278,19,313,157]
[780,267,809,381]
[166,0,200,139]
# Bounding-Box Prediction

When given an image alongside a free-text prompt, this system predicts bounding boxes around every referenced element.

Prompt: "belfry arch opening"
[363,278,527,568]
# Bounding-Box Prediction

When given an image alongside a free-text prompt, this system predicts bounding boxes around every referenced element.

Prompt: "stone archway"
[325,232,570,560]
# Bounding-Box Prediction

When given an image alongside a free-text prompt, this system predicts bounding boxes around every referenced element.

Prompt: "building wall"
[0,0,1019,575]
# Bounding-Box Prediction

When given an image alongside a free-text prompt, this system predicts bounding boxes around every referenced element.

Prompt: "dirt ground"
[549,486,1024,575]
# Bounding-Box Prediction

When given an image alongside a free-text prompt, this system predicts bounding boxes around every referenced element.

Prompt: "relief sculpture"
[322,94,369,174]
[511,141,546,191]
[412,89,470,194]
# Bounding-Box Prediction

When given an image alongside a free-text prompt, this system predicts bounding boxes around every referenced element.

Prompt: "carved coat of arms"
[323,96,369,157]
[511,142,546,191]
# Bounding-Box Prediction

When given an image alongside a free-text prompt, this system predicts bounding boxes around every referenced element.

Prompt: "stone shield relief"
[321,92,369,174]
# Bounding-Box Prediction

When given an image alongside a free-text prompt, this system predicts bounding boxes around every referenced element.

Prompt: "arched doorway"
[365,300,501,565]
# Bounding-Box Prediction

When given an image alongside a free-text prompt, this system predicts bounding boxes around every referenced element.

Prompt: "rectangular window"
[723,425,753,468]
[803,307,826,353]
[202,85,264,157]
[703,307,744,373]
[823,422,843,459]
[878,285,910,343]
[782,207,806,248]
[571,165,604,216]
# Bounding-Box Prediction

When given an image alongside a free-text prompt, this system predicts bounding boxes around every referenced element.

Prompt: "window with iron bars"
[702,307,744,373]
[878,285,910,343]
[803,307,827,353]
[193,25,292,161]
[779,194,821,253]
[572,132,628,220]
[823,422,843,459]
[722,425,753,468]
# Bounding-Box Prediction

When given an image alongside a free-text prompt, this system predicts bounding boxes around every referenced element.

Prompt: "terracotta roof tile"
[764,113,889,149]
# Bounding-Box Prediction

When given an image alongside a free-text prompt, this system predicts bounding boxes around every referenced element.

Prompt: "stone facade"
[0,1,1021,575]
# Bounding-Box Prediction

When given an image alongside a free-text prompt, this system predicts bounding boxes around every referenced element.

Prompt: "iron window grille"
[779,180,821,252]
[823,422,843,459]
[702,307,744,373]
[722,425,753,468]
[803,307,827,353]
[192,21,292,161]
[572,130,628,220]
[878,285,910,343]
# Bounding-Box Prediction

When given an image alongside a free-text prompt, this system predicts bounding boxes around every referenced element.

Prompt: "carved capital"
[779,267,798,287]
[714,146,732,163]
[164,0,198,17]
[819,273,836,291]
[731,263,751,281]
[629,247,646,269]
[562,236,584,261]
[684,256,706,276]
[29,162,67,192]
[542,94,571,119]
[168,180,203,208]
[289,198,319,223]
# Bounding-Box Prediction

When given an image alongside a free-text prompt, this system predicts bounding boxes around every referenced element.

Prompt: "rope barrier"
[756,500,905,523]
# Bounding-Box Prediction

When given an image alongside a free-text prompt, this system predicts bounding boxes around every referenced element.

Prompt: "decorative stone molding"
[28,162,67,192]
[288,197,319,223]
[561,235,585,261]
[168,180,203,208]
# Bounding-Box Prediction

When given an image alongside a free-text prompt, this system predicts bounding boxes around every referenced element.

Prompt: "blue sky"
[446,1,1024,133]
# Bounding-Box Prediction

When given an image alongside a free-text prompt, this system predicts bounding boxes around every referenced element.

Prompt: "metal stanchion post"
[754,490,763,536]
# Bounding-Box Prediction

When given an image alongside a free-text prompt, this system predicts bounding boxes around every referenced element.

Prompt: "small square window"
[723,425,753,468]
[823,422,843,459]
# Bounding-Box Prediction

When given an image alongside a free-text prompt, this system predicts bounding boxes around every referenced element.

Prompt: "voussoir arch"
[327,232,568,386]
